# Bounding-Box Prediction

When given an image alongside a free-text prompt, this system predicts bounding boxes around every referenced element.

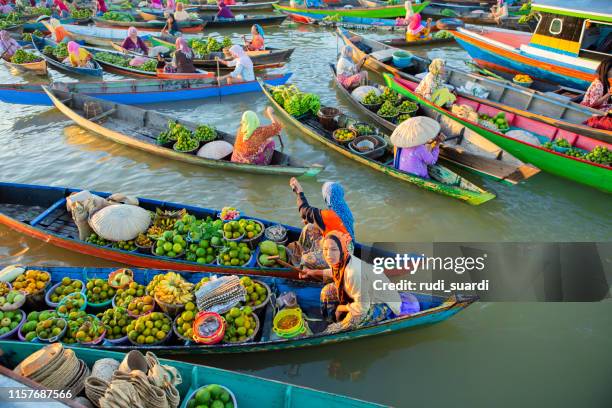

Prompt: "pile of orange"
[12,270,50,294]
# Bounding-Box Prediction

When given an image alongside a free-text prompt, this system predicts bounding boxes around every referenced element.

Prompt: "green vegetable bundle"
[584,146,611,166]
[102,11,134,22]
[71,7,92,19]
[95,51,131,67]
[10,49,42,64]
[433,30,452,40]
[380,87,401,105]
[0,12,21,29]
[25,6,51,16]
[271,85,320,117]
[362,90,382,106]
[53,42,68,60]
[377,101,399,118]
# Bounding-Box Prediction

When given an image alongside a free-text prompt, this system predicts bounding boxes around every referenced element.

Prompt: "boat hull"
[93,17,205,33]
[273,2,428,18]
[0,74,291,106]
[188,1,279,12]
[452,29,595,91]
[203,15,287,28]
[1,57,47,75]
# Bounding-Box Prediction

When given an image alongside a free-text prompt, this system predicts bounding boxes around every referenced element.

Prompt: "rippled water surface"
[0,23,611,407]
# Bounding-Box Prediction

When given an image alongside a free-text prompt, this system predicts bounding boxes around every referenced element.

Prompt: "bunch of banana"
[152,208,188,231]
[149,272,194,305]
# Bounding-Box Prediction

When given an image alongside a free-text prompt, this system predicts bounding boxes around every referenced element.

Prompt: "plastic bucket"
[392,51,413,68]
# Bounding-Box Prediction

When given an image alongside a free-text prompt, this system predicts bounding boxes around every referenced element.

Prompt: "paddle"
[216,57,221,103]
[267,256,303,275]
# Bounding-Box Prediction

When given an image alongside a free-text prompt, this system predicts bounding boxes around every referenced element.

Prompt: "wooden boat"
[284,10,406,31]
[273,2,429,19]
[330,65,539,184]
[31,35,103,77]
[199,14,287,28]
[143,37,294,71]
[189,1,279,12]
[44,86,323,177]
[0,182,390,275]
[0,341,385,407]
[382,35,455,47]
[64,24,153,47]
[92,16,206,33]
[0,266,478,354]
[138,6,200,21]
[0,73,292,105]
[22,17,75,33]
[337,28,612,144]
[1,54,48,75]
[259,80,495,205]
[451,1,612,91]
[386,74,612,193]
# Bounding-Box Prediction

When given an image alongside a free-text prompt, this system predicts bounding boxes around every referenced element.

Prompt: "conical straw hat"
[390,116,440,148]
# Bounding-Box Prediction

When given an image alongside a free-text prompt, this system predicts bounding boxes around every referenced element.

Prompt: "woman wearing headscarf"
[53,0,70,17]
[336,45,367,90]
[121,27,149,55]
[65,41,93,68]
[300,231,403,334]
[581,58,612,111]
[173,2,190,21]
[216,44,255,84]
[243,24,265,51]
[414,58,447,101]
[289,178,355,240]
[160,13,180,40]
[231,107,282,165]
[95,0,107,16]
[390,116,444,179]
[169,37,196,73]
[150,0,163,9]
[216,0,234,19]
[405,12,432,41]
[165,0,176,11]
[0,30,20,59]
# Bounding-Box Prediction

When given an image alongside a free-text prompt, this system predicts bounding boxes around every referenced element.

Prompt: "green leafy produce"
[433,30,453,40]
[193,35,233,55]
[441,8,458,17]
[0,13,21,30]
[397,113,411,123]
[42,45,54,55]
[398,100,418,113]
[52,42,68,60]
[10,49,42,64]
[137,59,157,72]
[271,84,320,117]
[94,51,131,67]
[518,12,537,24]
[377,101,399,118]
[71,7,93,19]
[194,125,217,142]
[520,2,531,12]
[25,7,51,16]
[362,90,382,106]
[380,87,401,105]
[583,146,611,166]
[352,123,374,136]
[102,11,135,22]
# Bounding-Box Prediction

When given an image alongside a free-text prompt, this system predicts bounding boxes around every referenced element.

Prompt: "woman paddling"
[390,116,444,179]
[336,45,368,90]
[581,58,612,111]
[243,24,265,51]
[121,27,149,55]
[230,107,283,165]
[300,231,404,334]
[160,13,180,40]
[216,45,255,84]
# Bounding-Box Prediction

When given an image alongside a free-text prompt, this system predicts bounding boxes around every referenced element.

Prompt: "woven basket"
[223,312,260,344]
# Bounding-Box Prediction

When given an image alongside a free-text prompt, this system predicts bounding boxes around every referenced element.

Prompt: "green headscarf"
[240,111,260,141]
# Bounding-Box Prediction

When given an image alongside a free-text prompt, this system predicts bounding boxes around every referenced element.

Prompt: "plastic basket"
[181,384,237,408]
[240,280,271,312]
[56,292,88,318]
[44,280,86,308]
[35,317,67,343]
[0,309,25,340]
[223,312,259,344]
[108,268,134,290]
[0,290,27,311]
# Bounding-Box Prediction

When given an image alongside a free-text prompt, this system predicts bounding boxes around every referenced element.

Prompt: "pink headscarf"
[54,0,69,12]
[175,37,192,59]
[407,13,424,35]
[67,41,80,56]
[97,0,108,13]
[166,0,175,10]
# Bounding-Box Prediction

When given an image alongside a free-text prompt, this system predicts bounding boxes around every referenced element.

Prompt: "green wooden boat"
[258,80,495,205]
[272,2,428,19]
[0,341,387,407]
[384,73,612,193]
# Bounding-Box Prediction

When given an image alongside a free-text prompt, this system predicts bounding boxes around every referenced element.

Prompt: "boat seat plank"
[0,204,47,224]
[30,198,67,226]
[369,49,396,62]
[89,108,117,123]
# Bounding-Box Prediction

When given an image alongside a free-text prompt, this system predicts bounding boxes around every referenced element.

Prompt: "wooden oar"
[267,256,302,274]
[216,57,221,103]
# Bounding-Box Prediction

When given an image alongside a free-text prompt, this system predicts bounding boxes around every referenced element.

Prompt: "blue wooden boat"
[0,341,386,407]
[0,73,291,105]
[0,182,394,277]
[32,35,103,77]
[0,266,477,354]
[23,17,75,32]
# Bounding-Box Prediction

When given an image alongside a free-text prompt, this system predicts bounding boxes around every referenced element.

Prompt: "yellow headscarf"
[240,111,260,141]
[429,58,445,76]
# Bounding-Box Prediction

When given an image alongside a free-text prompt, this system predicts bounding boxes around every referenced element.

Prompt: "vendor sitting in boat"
[581,58,612,112]
[230,107,283,165]
[166,37,196,73]
[173,2,190,21]
[121,27,149,55]
[160,14,181,40]
[94,0,107,16]
[414,58,450,102]
[299,230,404,334]
[390,116,444,179]
[336,45,368,90]
[403,1,432,42]
[166,0,176,11]
[0,30,20,59]
[64,41,94,68]
[216,45,255,84]
[490,0,509,25]
[243,24,265,51]
[216,0,235,20]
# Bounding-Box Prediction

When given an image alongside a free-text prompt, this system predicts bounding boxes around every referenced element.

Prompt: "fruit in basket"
[62,312,91,344]
[0,310,23,336]
[362,90,382,106]
[186,240,218,264]
[50,277,83,304]
[127,295,155,316]
[584,145,611,166]
[542,141,553,150]
[380,87,401,105]
[513,74,532,83]
[0,282,9,297]
[175,302,196,340]
[109,270,133,289]
[218,242,252,266]
[0,290,25,308]
[398,100,418,113]
[86,278,116,304]
[12,270,50,295]
[99,306,133,340]
[239,219,262,240]
[334,128,355,142]
[175,132,199,152]
[22,311,54,341]
[187,384,234,408]
[126,312,172,344]
[352,123,375,136]
[258,240,286,267]
[194,124,217,142]
[111,240,137,251]
[57,293,86,316]
[149,272,194,305]
[135,233,153,247]
[397,113,412,123]
[377,101,399,118]
[222,220,244,240]
[565,147,585,158]
[36,317,66,341]
[154,231,186,257]
[240,277,267,307]
[114,281,147,308]
[220,207,240,221]
[223,306,256,343]
[86,233,110,246]
[75,318,105,343]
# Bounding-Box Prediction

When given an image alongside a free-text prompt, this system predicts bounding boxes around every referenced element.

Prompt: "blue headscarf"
[322,182,355,239]
[254,24,264,38]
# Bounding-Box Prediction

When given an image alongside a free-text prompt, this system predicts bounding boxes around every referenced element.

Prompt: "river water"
[0,23,611,407]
